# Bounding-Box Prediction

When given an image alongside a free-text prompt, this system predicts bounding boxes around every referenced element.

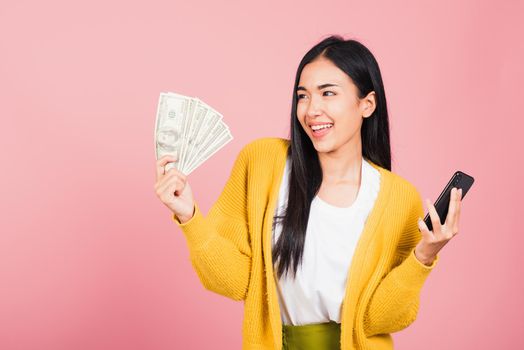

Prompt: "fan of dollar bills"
[155,92,233,175]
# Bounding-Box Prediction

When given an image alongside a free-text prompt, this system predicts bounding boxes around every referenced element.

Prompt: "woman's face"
[296,57,375,155]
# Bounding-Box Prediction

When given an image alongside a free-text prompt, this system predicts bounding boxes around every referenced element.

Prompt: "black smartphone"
[423,170,475,231]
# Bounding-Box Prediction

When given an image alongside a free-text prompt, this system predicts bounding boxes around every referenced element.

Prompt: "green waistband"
[282,321,341,350]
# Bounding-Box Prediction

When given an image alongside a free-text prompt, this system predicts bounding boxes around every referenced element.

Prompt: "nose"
[306,95,323,118]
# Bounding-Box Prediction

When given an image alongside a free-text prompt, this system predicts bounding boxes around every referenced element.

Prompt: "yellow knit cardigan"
[173,137,439,349]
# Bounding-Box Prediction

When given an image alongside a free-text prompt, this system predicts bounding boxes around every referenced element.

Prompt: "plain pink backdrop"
[1,0,522,349]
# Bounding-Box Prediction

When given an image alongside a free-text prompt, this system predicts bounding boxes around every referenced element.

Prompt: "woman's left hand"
[414,187,463,265]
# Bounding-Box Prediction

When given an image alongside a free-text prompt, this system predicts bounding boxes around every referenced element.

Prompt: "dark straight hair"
[272,35,392,280]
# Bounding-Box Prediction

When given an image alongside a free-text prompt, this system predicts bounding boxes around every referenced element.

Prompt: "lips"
[310,123,333,138]
[309,122,333,131]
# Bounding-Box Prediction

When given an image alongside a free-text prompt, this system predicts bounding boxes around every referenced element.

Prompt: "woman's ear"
[362,91,376,118]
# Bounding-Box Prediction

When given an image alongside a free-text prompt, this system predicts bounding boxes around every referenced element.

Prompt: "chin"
[311,140,335,154]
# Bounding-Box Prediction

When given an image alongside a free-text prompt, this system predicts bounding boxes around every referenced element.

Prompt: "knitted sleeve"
[363,186,439,337]
[172,145,252,301]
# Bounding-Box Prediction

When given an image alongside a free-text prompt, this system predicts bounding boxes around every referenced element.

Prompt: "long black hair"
[272,35,392,280]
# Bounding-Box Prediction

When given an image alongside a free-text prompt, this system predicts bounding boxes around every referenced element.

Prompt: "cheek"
[296,103,306,116]
[330,101,360,123]
[296,104,307,123]
[329,99,352,115]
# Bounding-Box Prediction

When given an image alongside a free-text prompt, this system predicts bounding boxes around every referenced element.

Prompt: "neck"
[318,139,363,185]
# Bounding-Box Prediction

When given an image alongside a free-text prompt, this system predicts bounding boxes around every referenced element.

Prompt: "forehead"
[298,58,350,86]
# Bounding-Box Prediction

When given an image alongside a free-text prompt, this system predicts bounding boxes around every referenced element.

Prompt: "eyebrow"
[296,83,339,92]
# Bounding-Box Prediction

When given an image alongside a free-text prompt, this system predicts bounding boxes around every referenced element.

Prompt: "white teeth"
[311,124,333,131]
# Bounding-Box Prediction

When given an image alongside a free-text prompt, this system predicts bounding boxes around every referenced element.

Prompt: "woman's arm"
[172,145,252,301]
[363,188,439,337]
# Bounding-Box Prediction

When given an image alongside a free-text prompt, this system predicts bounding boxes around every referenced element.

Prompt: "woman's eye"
[297,91,334,100]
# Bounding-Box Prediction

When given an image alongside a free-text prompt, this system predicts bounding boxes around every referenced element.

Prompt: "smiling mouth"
[310,123,333,131]
[309,123,333,137]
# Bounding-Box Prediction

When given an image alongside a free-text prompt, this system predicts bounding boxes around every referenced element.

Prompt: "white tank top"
[272,156,381,326]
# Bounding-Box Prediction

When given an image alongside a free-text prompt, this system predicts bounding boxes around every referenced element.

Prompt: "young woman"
[154,35,463,350]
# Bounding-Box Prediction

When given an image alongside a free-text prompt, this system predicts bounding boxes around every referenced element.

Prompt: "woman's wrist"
[414,249,436,266]
[176,205,196,224]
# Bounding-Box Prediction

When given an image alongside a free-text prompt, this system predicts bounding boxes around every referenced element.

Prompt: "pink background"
[1,0,522,349]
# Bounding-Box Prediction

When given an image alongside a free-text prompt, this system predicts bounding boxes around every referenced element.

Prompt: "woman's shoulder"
[243,137,290,151]
[238,137,290,159]
[387,170,423,207]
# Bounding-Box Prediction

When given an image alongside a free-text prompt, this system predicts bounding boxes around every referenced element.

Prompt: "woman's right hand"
[154,155,195,223]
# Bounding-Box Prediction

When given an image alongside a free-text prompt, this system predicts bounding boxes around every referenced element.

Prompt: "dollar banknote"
[154,92,233,175]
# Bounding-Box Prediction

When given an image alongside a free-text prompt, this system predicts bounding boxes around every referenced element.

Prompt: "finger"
[155,152,179,181]
[418,217,434,241]
[425,198,442,236]
[171,166,187,180]
[155,170,187,195]
[444,187,458,227]
[453,188,462,234]
[156,173,185,197]
[163,166,187,182]
[164,177,185,198]
[158,177,185,201]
